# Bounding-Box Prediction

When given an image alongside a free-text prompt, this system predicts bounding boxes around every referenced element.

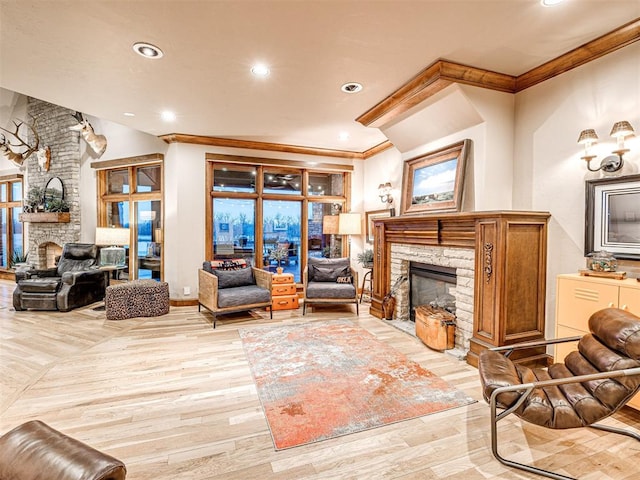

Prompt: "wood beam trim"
[356,20,639,128]
[205,153,353,172]
[161,134,365,160]
[356,60,516,128]
[363,140,395,159]
[515,18,640,92]
[91,153,164,170]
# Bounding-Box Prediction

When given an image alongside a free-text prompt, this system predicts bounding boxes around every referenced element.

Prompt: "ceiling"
[1,1,638,153]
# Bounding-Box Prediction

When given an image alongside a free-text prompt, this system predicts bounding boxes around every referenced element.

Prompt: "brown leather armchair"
[478,308,640,480]
[13,243,106,312]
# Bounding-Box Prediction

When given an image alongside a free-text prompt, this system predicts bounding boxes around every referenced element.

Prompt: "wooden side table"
[270,273,299,311]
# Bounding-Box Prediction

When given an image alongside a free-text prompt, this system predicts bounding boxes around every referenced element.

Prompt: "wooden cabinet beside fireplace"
[370,211,551,367]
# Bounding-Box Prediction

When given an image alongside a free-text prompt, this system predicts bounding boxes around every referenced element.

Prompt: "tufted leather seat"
[0,420,126,480]
[478,308,640,480]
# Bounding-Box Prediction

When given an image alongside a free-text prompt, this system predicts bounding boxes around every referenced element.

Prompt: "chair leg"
[303,301,306,315]
[489,391,577,480]
[590,422,640,441]
[212,315,217,329]
[356,300,359,315]
[269,304,273,319]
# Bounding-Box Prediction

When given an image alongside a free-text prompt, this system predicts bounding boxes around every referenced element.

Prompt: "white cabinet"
[556,274,640,410]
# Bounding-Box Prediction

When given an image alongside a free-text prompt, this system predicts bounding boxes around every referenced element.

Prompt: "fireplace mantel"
[371,210,551,367]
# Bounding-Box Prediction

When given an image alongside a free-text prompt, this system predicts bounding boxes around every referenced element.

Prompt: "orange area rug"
[239,320,476,450]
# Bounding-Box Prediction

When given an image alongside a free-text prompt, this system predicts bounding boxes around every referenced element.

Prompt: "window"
[0,176,23,269]
[96,156,163,281]
[206,156,352,283]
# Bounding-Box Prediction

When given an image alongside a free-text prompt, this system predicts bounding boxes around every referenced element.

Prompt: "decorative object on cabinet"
[479,308,640,480]
[269,273,299,311]
[556,273,640,411]
[586,250,618,271]
[585,174,640,260]
[365,209,391,243]
[400,139,470,215]
[577,120,635,172]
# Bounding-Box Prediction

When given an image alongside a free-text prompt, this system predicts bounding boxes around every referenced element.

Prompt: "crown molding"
[363,140,395,159]
[516,17,640,92]
[357,18,640,129]
[160,133,367,160]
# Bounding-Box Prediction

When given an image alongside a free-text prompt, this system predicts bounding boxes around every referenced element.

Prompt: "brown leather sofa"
[13,243,106,312]
[0,420,126,480]
[478,308,640,479]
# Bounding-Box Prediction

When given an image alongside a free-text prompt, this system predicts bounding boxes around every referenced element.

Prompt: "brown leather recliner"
[478,308,640,480]
[0,420,126,480]
[13,243,106,312]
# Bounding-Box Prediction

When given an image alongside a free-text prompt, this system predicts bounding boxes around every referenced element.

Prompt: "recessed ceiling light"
[161,110,176,122]
[341,82,363,94]
[541,0,564,6]
[123,112,135,117]
[133,42,164,59]
[251,63,270,77]
[338,131,350,141]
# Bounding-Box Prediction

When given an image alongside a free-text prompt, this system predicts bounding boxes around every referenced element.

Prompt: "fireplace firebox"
[409,262,457,322]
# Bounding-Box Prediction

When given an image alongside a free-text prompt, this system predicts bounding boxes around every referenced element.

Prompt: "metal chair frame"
[487,337,640,480]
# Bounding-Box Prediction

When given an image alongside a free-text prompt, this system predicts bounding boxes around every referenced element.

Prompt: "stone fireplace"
[24,98,82,268]
[390,243,474,354]
[369,211,550,366]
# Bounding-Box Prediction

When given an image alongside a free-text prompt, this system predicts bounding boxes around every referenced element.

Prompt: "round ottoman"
[106,280,170,320]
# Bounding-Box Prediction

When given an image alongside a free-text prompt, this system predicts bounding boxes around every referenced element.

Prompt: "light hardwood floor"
[1,279,639,479]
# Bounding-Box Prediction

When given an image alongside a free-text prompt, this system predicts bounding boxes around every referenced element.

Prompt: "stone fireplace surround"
[390,243,474,354]
[23,98,82,268]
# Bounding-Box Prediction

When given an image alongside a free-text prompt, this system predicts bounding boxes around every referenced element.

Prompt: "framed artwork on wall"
[365,209,391,243]
[585,174,640,260]
[400,139,470,215]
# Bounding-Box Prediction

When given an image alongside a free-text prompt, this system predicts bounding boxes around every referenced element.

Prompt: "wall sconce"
[578,121,635,172]
[377,182,393,205]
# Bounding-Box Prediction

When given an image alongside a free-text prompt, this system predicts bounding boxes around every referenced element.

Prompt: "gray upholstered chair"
[13,243,106,312]
[303,257,358,315]
[478,308,640,480]
[198,262,272,328]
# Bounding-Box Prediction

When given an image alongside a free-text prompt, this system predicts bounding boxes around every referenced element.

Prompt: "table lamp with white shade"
[95,227,130,266]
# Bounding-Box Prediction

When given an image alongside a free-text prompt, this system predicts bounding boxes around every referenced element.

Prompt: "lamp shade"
[577,129,598,144]
[610,121,635,138]
[338,213,362,235]
[95,227,130,246]
[322,215,339,234]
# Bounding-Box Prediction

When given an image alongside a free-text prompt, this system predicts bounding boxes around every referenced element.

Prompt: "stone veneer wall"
[26,98,81,267]
[389,243,475,352]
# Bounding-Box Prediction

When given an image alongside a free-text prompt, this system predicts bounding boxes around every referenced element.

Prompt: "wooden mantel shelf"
[19,212,71,223]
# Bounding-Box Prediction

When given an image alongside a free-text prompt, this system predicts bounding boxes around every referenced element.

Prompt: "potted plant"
[268,245,288,274]
[357,249,374,268]
[10,248,30,271]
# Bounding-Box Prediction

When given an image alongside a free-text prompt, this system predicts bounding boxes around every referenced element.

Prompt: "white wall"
[513,42,640,336]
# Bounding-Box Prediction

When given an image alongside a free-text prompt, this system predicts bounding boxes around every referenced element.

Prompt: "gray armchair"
[13,243,106,312]
[303,257,358,315]
[198,265,273,328]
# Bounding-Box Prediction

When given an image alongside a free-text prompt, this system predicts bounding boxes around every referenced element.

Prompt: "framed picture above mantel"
[400,139,470,216]
[585,174,640,260]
